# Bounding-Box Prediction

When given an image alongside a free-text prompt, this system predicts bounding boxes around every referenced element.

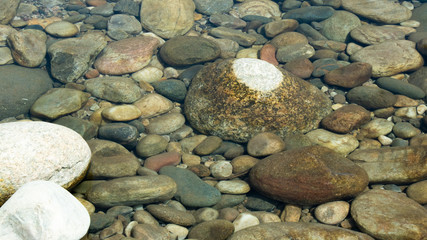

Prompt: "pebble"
[97,123,138,147]
[151,79,187,102]
[342,0,412,24]
[359,118,394,138]
[144,151,181,172]
[146,112,186,135]
[210,160,233,178]
[233,213,260,232]
[314,201,350,225]
[321,104,371,134]
[146,204,196,227]
[247,132,286,157]
[187,219,235,240]
[131,223,170,239]
[392,122,421,139]
[319,10,361,43]
[135,134,168,158]
[215,179,250,194]
[133,93,173,118]
[282,204,301,222]
[230,155,259,174]
[84,77,142,103]
[166,224,189,240]
[324,62,372,88]
[45,21,79,37]
[7,29,47,67]
[101,104,142,121]
[406,180,427,204]
[193,136,223,156]
[306,129,359,155]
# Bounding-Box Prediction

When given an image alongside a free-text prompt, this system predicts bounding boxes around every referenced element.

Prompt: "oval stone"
[249,145,369,205]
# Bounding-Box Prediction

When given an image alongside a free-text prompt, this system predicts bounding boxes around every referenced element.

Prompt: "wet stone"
[282,6,335,23]
[247,132,286,157]
[45,21,79,37]
[107,14,142,36]
[346,86,397,110]
[135,134,168,158]
[187,219,235,240]
[146,112,186,135]
[151,79,187,102]
[406,180,427,204]
[113,0,140,17]
[321,104,371,134]
[376,77,425,99]
[146,204,196,227]
[193,136,223,156]
[84,77,142,103]
[392,122,421,139]
[54,116,98,140]
[98,123,139,148]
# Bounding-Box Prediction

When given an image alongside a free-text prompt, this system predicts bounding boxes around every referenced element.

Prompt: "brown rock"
[342,0,412,24]
[259,44,278,66]
[0,0,20,25]
[187,219,235,240]
[247,132,285,157]
[347,146,427,183]
[230,155,259,174]
[270,32,308,48]
[321,104,371,133]
[144,151,181,172]
[410,134,427,147]
[350,25,407,45]
[193,136,223,156]
[85,69,100,79]
[417,38,427,57]
[406,180,427,205]
[249,145,369,205]
[131,224,170,240]
[324,62,372,88]
[264,19,298,38]
[146,204,196,227]
[7,29,47,67]
[86,0,107,7]
[283,58,314,79]
[94,36,160,75]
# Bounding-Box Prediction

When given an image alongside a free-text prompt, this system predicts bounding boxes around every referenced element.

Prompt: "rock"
[393,122,421,139]
[314,201,349,225]
[133,93,173,118]
[188,219,234,240]
[194,207,219,223]
[406,180,427,204]
[166,224,188,240]
[347,146,427,183]
[48,31,107,83]
[132,66,163,84]
[0,0,20,25]
[216,179,250,194]
[159,36,220,67]
[247,132,286,157]
[319,10,361,42]
[233,213,260,232]
[323,62,372,88]
[113,0,140,16]
[0,47,13,65]
[146,204,196,227]
[131,223,171,239]
[210,160,233,178]
[341,0,412,24]
[193,0,233,15]
[306,129,359,155]
[98,123,138,148]
[227,222,374,240]
[135,134,168,158]
[283,58,314,79]
[84,77,142,103]
[259,44,278,66]
[359,118,394,139]
[159,166,222,207]
[107,14,142,35]
[249,145,369,205]
[151,79,187,102]
[350,40,424,77]
[184,58,331,143]
[102,104,142,121]
[144,152,181,172]
[408,67,427,96]
[0,65,52,120]
[264,19,298,38]
[283,6,335,23]
[7,29,46,67]
[0,121,91,205]
[321,104,371,134]
[54,116,98,140]
[351,189,427,240]
[45,21,79,37]
[210,27,257,47]
[230,155,259,174]
[282,204,301,222]
[350,25,407,45]
[270,31,308,48]
[237,0,281,19]
[86,175,177,208]
[94,36,159,75]
[193,136,223,156]
[30,88,89,120]
[140,0,195,39]
[86,139,140,179]
[376,77,425,99]
[0,181,89,239]
[146,112,186,135]
[346,86,397,110]
[276,43,315,63]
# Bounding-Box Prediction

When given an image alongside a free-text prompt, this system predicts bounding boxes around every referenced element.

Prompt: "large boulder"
[184,58,331,143]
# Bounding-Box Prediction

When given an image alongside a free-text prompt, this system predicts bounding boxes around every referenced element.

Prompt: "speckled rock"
[84,77,142,103]
[133,93,173,118]
[184,58,331,143]
[0,0,20,25]
[359,118,394,139]
[321,104,371,134]
[250,145,369,205]
[314,201,350,225]
[350,25,407,45]
[7,29,47,67]
[45,21,79,37]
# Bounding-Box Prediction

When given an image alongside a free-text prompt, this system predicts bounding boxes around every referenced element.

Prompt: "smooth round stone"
[376,77,425,99]
[394,107,417,119]
[283,58,314,79]
[133,93,173,118]
[97,123,139,148]
[86,175,177,208]
[211,194,247,210]
[247,132,286,157]
[230,155,259,174]
[146,112,186,135]
[209,14,247,29]
[151,79,187,102]
[131,223,170,239]
[218,208,239,222]
[7,29,46,67]
[215,179,250,194]
[135,134,168,158]
[351,189,427,239]
[233,213,260,232]
[406,180,427,204]
[86,139,140,179]
[250,211,281,223]
[0,47,13,65]
[101,104,142,121]
[237,0,281,18]
[193,0,232,15]
[166,224,189,240]
[159,166,222,207]
[360,118,394,139]
[346,86,397,110]
[210,160,233,178]
[90,2,114,16]
[276,43,315,63]
[146,204,196,227]
[249,145,369,205]
[107,14,142,35]
[133,209,159,225]
[132,66,163,84]
[314,201,349,225]
[54,116,98,140]
[311,58,344,77]
[270,31,308,48]
[45,21,79,37]
[319,10,361,42]
[283,6,335,23]
[194,207,219,223]
[209,26,257,47]
[193,136,223,156]
[281,204,301,222]
[259,44,279,66]
[182,154,202,167]
[393,122,421,139]
[188,219,234,240]
[321,104,371,134]
[306,129,359,156]
[144,151,181,172]
[0,121,91,205]
[350,25,407,45]
[180,135,207,153]
[84,77,142,103]
[236,48,258,59]
[324,62,372,88]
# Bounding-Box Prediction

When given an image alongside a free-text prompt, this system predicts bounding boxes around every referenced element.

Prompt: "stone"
[351,189,427,240]
[86,139,140,179]
[193,136,223,156]
[283,6,335,23]
[276,43,315,63]
[210,160,233,178]
[86,175,177,208]
[283,58,314,79]
[393,122,421,139]
[94,36,159,75]
[30,88,89,120]
[249,145,369,205]
[247,132,286,157]
[341,0,412,24]
[184,58,331,143]
[146,112,186,135]
[102,104,142,121]
[319,10,361,42]
[259,44,278,66]
[227,222,374,240]
[0,0,20,25]
[193,0,233,15]
[135,134,168,158]
[230,155,259,174]
[210,27,257,47]
[159,166,222,207]
[132,66,163,84]
[0,65,52,120]
[84,77,142,103]
[131,223,171,239]
[188,220,234,240]
[151,79,187,102]
[233,213,260,232]
[0,47,13,65]
[314,201,350,225]
[146,204,195,227]
[45,21,79,37]
[350,40,424,78]
[133,210,159,225]
[324,62,372,88]
[0,181,89,239]
[194,207,219,223]
[144,152,181,172]
[216,179,250,194]
[350,25,407,45]
[0,121,91,205]
[7,29,46,67]
[347,146,427,184]
[321,104,370,134]
[133,93,173,118]
[306,129,359,156]
[346,86,397,110]
[270,32,308,48]
[90,3,114,17]
[98,123,138,148]
[48,31,107,83]
[264,19,298,38]
[108,14,142,35]
[282,204,301,222]
[54,116,98,140]
[159,36,220,67]
[359,118,394,139]
[237,0,281,19]
[165,224,188,240]
[140,0,195,39]
[406,180,427,204]
[376,77,425,99]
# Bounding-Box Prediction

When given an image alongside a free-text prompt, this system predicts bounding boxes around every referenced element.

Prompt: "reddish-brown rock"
[324,62,372,88]
[259,44,278,66]
[249,145,369,205]
[144,152,181,172]
[321,104,371,133]
[283,58,314,79]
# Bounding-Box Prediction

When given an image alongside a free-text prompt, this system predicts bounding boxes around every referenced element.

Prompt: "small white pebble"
[330,91,337,97]
[321,86,328,93]
[401,1,414,10]
[417,104,427,115]
[331,103,344,111]
[233,213,260,232]
[378,135,392,146]
[400,20,420,28]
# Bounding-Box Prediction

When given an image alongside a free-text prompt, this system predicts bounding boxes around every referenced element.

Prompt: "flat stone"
[321,104,370,134]
[233,213,260,232]
[0,121,91,205]
[264,19,298,38]
[132,93,173,118]
[0,47,13,65]
[247,132,286,157]
[283,58,314,79]
[45,21,79,37]
[0,181,89,239]
[193,136,223,156]
[215,179,250,194]
[209,14,247,29]
[324,62,372,88]
[54,116,98,140]
[210,27,257,47]
[132,66,163,84]
[7,29,46,67]
[98,123,138,148]
[408,67,427,96]
[0,0,20,25]
[84,77,142,103]
[406,180,427,204]
[107,14,142,35]
[351,189,427,239]
[347,146,427,183]
[319,10,361,42]
[131,223,171,239]
[113,0,140,16]
[144,152,181,172]
[270,31,308,48]
[359,118,394,139]
[188,219,234,240]
[276,43,315,63]
[376,77,425,99]
[237,0,281,19]
[135,134,168,158]
[86,175,177,208]
[393,122,421,139]
[314,201,350,225]
[306,129,359,156]
[250,145,369,205]
[102,104,142,121]
[346,86,397,110]
[146,204,196,227]
[259,44,279,66]
[146,112,186,135]
[230,155,259,174]
[350,25,407,45]
[151,79,187,102]
[283,6,335,23]
[193,0,233,15]
[342,0,412,24]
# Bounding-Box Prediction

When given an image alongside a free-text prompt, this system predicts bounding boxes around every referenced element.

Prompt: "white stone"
[378,135,393,146]
[395,107,417,119]
[216,179,250,194]
[233,58,282,92]
[233,213,260,232]
[306,129,359,156]
[360,118,394,138]
[210,160,233,178]
[250,211,281,223]
[166,224,188,240]
[417,104,427,115]
[314,201,350,225]
[0,180,90,240]
[0,121,91,205]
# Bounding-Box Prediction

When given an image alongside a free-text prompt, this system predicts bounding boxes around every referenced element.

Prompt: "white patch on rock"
[232,58,283,92]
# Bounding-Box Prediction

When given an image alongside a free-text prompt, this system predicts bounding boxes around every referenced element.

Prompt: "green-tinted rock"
[84,77,142,103]
[346,86,397,110]
[376,77,425,99]
[151,79,187,102]
[54,116,98,140]
[188,219,234,240]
